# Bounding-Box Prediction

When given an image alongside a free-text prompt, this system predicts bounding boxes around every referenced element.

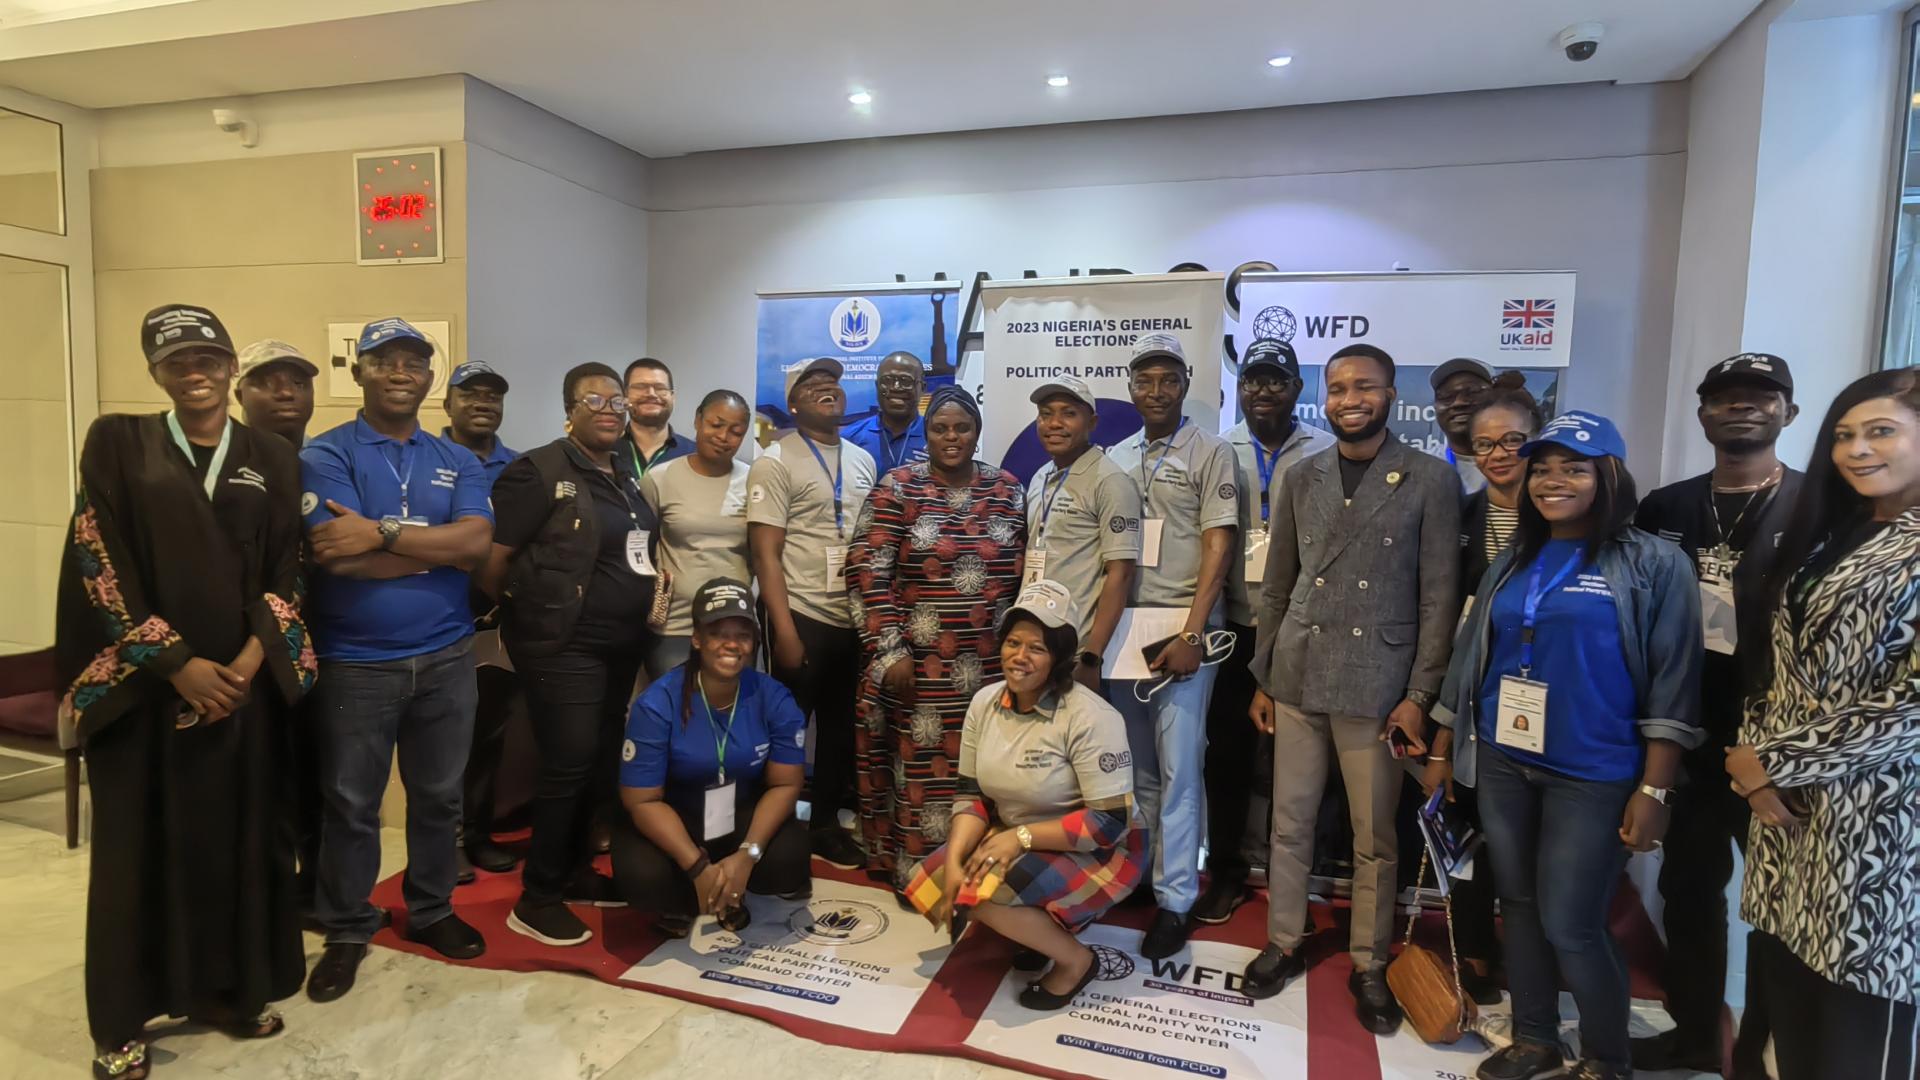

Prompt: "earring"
[564,419,573,434]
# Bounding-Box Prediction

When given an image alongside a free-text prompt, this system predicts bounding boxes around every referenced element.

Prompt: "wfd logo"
[831,297,881,351]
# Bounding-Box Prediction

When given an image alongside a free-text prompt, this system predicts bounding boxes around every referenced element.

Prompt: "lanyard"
[698,672,742,784]
[628,435,671,479]
[1252,439,1281,523]
[166,412,233,500]
[380,439,418,518]
[880,423,915,472]
[1445,445,1458,467]
[1137,418,1186,514]
[1519,550,1584,674]
[1036,460,1074,542]
[797,431,845,536]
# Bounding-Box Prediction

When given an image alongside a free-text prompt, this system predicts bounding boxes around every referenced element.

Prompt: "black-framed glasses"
[875,374,921,391]
[1436,385,1487,408]
[1470,431,1530,456]
[1241,373,1299,393]
[574,392,632,415]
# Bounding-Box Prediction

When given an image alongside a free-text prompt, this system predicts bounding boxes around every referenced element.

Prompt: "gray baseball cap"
[998,579,1080,633]
[1028,374,1096,410]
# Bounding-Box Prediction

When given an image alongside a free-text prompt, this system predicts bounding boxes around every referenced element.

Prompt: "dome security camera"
[1558,22,1603,62]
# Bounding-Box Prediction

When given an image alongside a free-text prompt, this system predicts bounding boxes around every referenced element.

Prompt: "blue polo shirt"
[442,427,517,482]
[621,426,694,480]
[621,667,806,830]
[843,412,927,473]
[1477,539,1639,782]
[300,415,495,662]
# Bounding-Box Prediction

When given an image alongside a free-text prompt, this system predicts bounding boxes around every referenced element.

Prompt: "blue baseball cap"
[357,317,434,357]
[1521,410,1626,461]
[449,361,508,392]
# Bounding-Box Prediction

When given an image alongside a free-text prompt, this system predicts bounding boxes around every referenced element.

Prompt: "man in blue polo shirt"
[300,317,495,1003]
[841,351,927,472]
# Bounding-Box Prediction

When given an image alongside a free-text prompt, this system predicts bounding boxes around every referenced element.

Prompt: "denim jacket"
[1433,526,1705,787]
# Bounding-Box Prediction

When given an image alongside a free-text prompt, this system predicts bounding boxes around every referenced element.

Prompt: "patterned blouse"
[1740,508,1920,1004]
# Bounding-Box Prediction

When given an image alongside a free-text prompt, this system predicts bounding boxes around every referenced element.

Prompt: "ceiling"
[0,0,1771,157]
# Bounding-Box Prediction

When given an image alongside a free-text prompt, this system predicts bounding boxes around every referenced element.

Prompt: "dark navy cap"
[357,317,434,357]
[1697,352,1793,400]
[1239,338,1300,378]
[449,361,508,392]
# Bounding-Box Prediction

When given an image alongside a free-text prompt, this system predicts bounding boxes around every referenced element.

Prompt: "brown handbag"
[647,567,673,633]
[1385,848,1477,1045]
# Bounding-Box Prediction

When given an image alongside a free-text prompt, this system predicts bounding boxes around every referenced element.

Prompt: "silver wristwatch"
[378,515,404,550]
[739,841,764,863]
[1637,783,1673,805]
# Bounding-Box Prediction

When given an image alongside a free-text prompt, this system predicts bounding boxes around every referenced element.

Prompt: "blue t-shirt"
[1477,539,1640,782]
[300,415,495,662]
[442,427,517,483]
[843,413,927,473]
[620,667,807,826]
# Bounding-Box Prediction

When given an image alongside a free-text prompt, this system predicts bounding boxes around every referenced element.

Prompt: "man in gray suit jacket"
[1239,344,1463,1035]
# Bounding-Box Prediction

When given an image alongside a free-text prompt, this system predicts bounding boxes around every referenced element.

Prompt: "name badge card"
[826,546,849,592]
[626,529,657,576]
[1698,551,1738,655]
[1140,519,1164,569]
[1022,547,1048,588]
[1495,675,1547,753]
[703,781,737,841]
[1244,531,1270,584]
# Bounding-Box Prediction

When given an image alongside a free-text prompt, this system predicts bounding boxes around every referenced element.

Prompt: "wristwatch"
[1016,825,1034,852]
[1177,631,1202,647]
[378,515,404,550]
[1077,650,1102,668]
[738,841,764,863]
[1637,784,1674,806]
[1404,688,1436,709]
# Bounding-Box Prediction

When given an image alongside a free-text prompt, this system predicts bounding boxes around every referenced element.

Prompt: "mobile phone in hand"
[1387,725,1413,759]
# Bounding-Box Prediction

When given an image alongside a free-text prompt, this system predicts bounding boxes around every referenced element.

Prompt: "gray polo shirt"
[1107,422,1240,612]
[745,432,877,629]
[640,456,752,638]
[960,682,1135,827]
[1223,420,1337,626]
[1025,446,1142,642]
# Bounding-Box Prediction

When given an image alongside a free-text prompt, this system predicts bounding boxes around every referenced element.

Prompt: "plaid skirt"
[901,824,1147,932]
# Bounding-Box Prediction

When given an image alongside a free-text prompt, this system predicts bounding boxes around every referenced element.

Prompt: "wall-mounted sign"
[323,319,454,401]
[353,147,443,265]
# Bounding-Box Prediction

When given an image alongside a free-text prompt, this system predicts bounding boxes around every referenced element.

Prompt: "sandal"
[91,1040,148,1080]
[232,1011,284,1040]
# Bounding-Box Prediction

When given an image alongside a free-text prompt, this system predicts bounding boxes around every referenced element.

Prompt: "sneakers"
[1140,909,1193,960]
[1349,967,1403,1035]
[810,828,865,869]
[657,913,694,939]
[1566,1060,1629,1080]
[1476,1041,1566,1080]
[1630,1029,1719,1074]
[1240,944,1306,1000]
[564,871,627,908]
[507,898,592,947]
[1192,877,1249,926]
[405,912,487,960]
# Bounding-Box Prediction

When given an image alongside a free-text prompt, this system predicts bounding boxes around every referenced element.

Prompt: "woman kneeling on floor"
[612,577,813,935]
[908,580,1146,1010]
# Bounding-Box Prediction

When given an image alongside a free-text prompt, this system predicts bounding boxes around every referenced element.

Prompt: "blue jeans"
[313,637,477,944]
[1112,659,1219,915]
[1477,744,1636,1067]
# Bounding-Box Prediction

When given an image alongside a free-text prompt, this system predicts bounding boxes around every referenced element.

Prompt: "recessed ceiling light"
[848,90,873,106]
[1046,75,1071,88]
[1267,55,1293,68]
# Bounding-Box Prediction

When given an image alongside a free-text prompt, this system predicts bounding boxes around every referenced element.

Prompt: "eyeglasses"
[875,374,921,391]
[1241,373,1298,393]
[1470,431,1530,456]
[627,381,673,400]
[1436,385,1487,408]
[361,353,432,376]
[574,392,632,415]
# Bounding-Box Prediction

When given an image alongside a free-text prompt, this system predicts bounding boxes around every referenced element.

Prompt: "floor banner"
[754,281,962,444]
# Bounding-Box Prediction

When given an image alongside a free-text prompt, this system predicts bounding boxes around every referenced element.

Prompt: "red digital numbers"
[364,192,428,223]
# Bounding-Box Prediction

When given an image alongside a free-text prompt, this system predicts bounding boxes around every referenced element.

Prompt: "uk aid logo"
[1500,298,1556,351]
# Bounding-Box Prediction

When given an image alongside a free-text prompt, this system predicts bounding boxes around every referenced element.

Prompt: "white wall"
[462,79,650,451]
[645,82,1690,477]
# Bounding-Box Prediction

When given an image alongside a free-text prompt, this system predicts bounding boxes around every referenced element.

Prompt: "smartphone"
[1387,725,1413,759]
[1140,635,1177,669]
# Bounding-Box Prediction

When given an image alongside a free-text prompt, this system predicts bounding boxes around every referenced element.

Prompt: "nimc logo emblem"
[788,899,890,946]
[830,297,881,351]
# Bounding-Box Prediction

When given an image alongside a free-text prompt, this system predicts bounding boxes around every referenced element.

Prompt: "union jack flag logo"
[1503,298,1555,330]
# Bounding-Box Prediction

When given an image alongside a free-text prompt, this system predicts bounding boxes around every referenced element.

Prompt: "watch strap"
[1638,783,1673,805]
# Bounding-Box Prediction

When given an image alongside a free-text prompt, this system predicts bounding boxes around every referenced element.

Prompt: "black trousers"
[771,611,862,832]
[284,695,322,910]
[509,640,644,904]
[1738,930,1918,1080]
[610,814,812,917]
[1655,743,1750,1050]
[1204,621,1261,882]
[462,663,519,844]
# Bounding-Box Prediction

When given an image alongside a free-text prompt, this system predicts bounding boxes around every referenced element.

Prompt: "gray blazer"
[1252,438,1463,719]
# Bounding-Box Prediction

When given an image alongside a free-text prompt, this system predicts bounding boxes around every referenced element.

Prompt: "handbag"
[1385,847,1476,1045]
[647,567,672,633]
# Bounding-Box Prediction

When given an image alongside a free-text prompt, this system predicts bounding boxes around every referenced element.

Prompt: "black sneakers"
[1192,877,1249,926]
[1240,944,1306,1000]
[811,828,865,869]
[1349,967,1403,1035]
[1476,1041,1566,1080]
[1140,909,1193,960]
[405,912,487,960]
[507,899,592,947]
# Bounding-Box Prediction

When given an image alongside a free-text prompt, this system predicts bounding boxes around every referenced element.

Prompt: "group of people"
[56,301,1918,1080]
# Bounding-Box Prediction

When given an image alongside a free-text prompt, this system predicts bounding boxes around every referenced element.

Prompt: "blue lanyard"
[881,424,912,471]
[797,431,845,536]
[1519,551,1583,674]
[381,439,418,518]
[1137,418,1186,514]
[1252,439,1280,523]
[1036,460,1074,541]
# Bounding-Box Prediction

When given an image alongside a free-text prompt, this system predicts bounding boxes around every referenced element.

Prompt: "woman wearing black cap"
[611,578,812,934]
[480,362,661,948]
[58,304,314,1079]
[848,385,1027,900]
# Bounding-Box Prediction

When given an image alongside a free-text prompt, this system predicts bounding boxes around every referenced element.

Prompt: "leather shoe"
[454,847,476,886]
[1476,1041,1565,1080]
[1192,876,1248,926]
[1630,1029,1720,1073]
[465,839,519,874]
[305,943,367,1003]
[1140,909,1192,960]
[1349,967,1403,1035]
[1240,944,1305,1000]
[406,913,486,960]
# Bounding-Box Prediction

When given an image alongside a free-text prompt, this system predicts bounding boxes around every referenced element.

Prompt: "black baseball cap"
[142,304,235,365]
[1429,357,1493,391]
[1239,339,1300,378]
[691,577,755,628]
[1698,352,1793,400]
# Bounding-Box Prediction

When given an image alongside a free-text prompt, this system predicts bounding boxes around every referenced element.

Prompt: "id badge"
[625,529,657,576]
[825,545,848,592]
[1244,531,1270,584]
[1495,675,1548,752]
[1698,554,1738,655]
[1022,546,1048,588]
[703,781,737,842]
[1140,518,1164,569]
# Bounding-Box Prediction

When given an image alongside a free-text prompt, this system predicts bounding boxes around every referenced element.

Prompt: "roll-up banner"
[754,281,962,443]
[1229,271,1576,454]
[973,273,1225,483]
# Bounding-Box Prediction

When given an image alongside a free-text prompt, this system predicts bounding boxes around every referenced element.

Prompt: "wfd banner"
[1231,271,1576,455]
[979,273,1224,483]
[755,281,962,435]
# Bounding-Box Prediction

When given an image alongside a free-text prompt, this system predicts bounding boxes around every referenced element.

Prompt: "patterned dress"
[849,460,1027,891]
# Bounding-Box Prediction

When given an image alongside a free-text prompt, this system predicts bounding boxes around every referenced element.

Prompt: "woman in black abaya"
[56,304,315,1079]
